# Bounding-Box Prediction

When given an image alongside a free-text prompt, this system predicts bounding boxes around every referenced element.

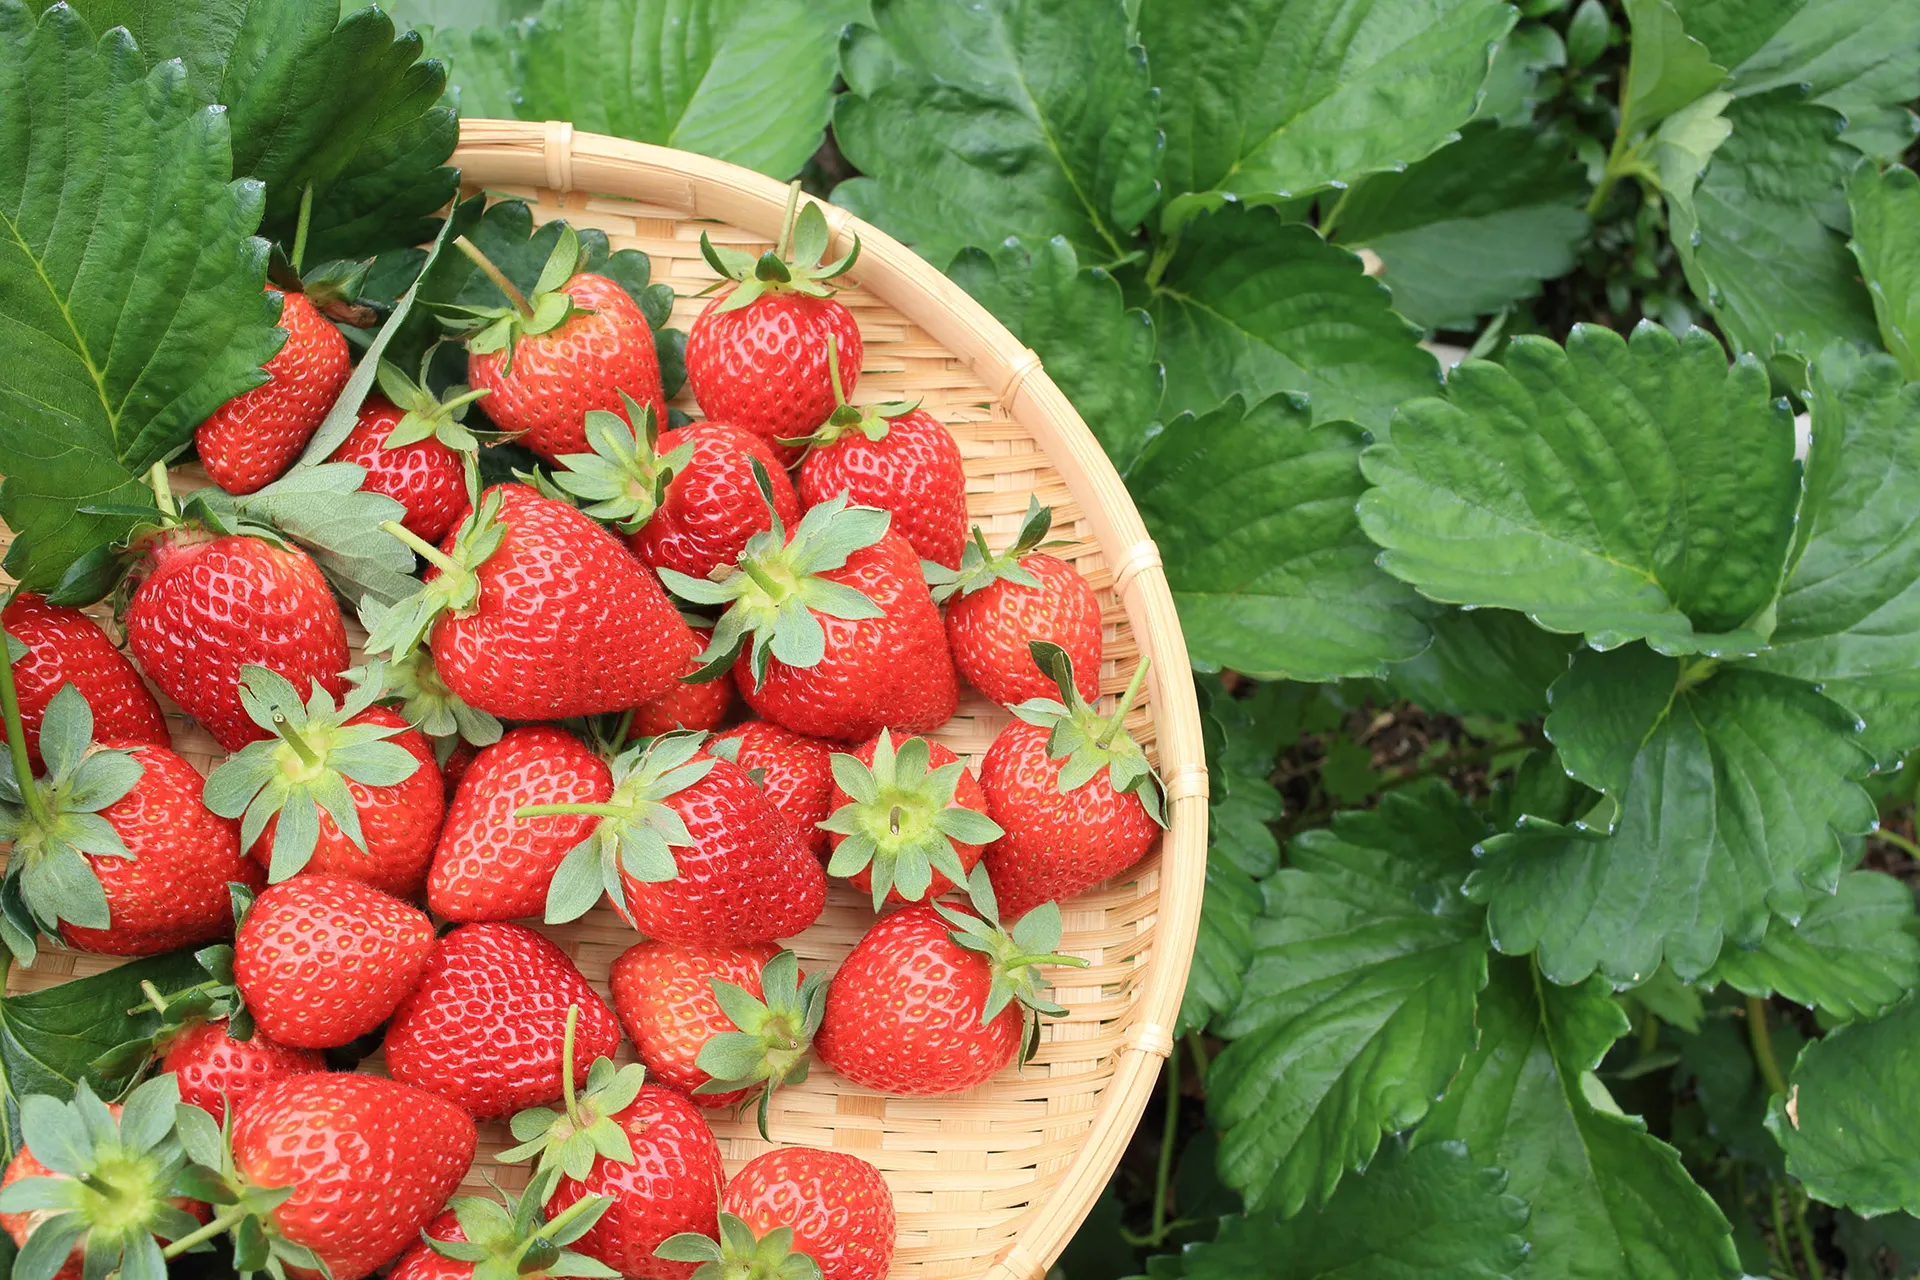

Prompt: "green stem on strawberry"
[274,718,322,770]
[162,1203,253,1259]
[1098,657,1152,750]
[738,555,784,598]
[145,460,178,520]
[774,180,801,261]
[560,1003,582,1121]
[0,611,51,828]
[456,236,535,320]
[380,519,465,577]
[827,332,849,405]
[289,183,313,277]
[515,801,631,821]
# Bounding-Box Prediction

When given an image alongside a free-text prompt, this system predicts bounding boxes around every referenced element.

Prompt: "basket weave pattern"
[0,121,1208,1280]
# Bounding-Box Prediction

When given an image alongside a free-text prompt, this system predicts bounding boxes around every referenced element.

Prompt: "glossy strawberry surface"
[59,742,264,956]
[732,531,956,741]
[233,1073,475,1280]
[163,1018,324,1119]
[833,733,988,905]
[609,939,778,1105]
[233,874,435,1048]
[546,1084,724,1280]
[799,407,967,570]
[627,420,802,578]
[1,594,168,771]
[196,290,352,495]
[326,396,467,542]
[981,719,1160,919]
[814,905,1023,1095]
[428,725,613,921]
[124,531,350,752]
[724,1148,897,1280]
[384,922,620,1120]
[431,484,696,720]
[468,273,665,463]
[387,1213,468,1280]
[946,553,1102,708]
[628,627,735,737]
[686,290,862,460]
[709,721,834,856]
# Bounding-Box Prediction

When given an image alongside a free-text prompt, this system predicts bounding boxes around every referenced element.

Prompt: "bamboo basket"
[1,121,1209,1280]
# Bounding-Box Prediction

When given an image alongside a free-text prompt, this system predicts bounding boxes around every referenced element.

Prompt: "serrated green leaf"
[1820,678,1920,772]
[1384,606,1578,721]
[1710,871,1920,1022]
[1770,995,1920,1216]
[1848,163,1920,379]
[418,22,522,120]
[190,464,419,608]
[1620,0,1726,137]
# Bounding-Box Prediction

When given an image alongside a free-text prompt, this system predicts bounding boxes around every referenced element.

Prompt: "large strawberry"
[659,484,956,742]
[367,482,696,721]
[628,625,736,737]
[196,288,352,495]
[388,1173,614,1280]
[325,358,489,543]
[2,593,168,770]
[982,644,1165,918]
[720,1148,896,1280]
[686,183,862,460]
[163,1018,324,1120]
[707,721,835,856]
[384,922,621,1120]
[821,729,1001,909]
[205,665,442,895]
[428,724,613,922]
[351,616,503,753]
[932,500,1102,707]
[453,225,666,463]
[232,874,435,1048]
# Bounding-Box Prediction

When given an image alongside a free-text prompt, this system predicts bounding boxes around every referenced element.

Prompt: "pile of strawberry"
[0,186,1165,1280]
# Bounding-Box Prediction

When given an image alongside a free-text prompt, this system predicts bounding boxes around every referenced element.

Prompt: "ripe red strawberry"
[813,880,1085,1095]
[163,1018,324,1119]
[708,721,834,856]
[205,665,442,896]
[686,184,862,459]
[934,501,1102,707]
[821,729,1000,908]
[388,1177,614,1280]
[981,644,1165,919]
[225,1073,476,1280]
[659,492,956,742]
[2,592,168,770]
[196,288,352,494]
[326,395,468,543]
[723,1148,896,1280]
[428,725,613,922]
[233,873,435,1048]
[628,626,735,737]
[534,732,826,945]
[632,422,803,578]
[367,482,696,721]
[384,921,621,1121]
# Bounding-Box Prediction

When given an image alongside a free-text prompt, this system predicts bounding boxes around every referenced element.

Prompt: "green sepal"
[372,355,499,453]
[91,932,253,1088]
[363,484,510,661]
[346,612,502,748]
[691,950,826,1142]
[936,867,1089,1065]
[924,496,1066,602]
[426,1169,619,1280]
[820,730,1003,909]
[655,1211,822,1280]
[438,223,591,372]
[698,182,859,315]
[1009,643,1166,828]
[164,1095,320,1278]
[499,1008,647,1200]
[547,393,695,532]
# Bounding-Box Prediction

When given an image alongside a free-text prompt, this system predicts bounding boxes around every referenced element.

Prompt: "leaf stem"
[0,605,52,828]
[1874,825,1920,859]
[455,237,534,319]
[1767,1181,1799,1280]
[162,1203,251,1259]
[1746,995,1788,1097]
[1318,185,1355,240]
[1788,1182,1821,1280]
[1149,1046,1179,1243]
[1143,229,1180,290]
[1185,1029,1209,1085]
[290,184,313,277]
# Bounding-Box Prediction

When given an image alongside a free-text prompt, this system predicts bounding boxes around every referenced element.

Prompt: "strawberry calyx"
[936,867,1089,1063]
[93,920,259,1085]
[363,481,510,660]
[544,392,696,532]
[202,664,428,882]
[655,1210,822,1280]
[819,730,1004,909]
[498,1005,648,1198]
[658,462,889,687]
[165,1091,322,1277]
[425,1169,618,1280]
[699,180,859,315]
[1012,643,1167,828]
[924,496,1071,603]
[691,949,826,1141]
[438,223,592,373]
[776,334,919,451]
[373,355,496,453]
[346,618,503,749]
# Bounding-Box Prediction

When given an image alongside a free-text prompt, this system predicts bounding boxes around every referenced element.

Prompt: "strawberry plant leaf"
[1129,394,1431,682]
[0,2,281,593]
[1618,0,1725,138]
[1208,783,1490,1215]
[1708,871,1920,1023]
[1848,163,1920,380]
[189,465,422,609]
[1383,606,1578,721]
[1142,0,1516,232]
[421,23,522,120]
[1358,324,1799,655]
[1769,995,1920,1216]
[833,0,1159,269]
[1820,679,1920,772]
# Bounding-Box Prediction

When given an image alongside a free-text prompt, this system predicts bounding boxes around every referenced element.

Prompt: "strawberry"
[195,288,352,495]
[627,625,736,737]
[366,482,697,721]
[707,721,834,856]
[821,729,1001,908]
[428,724,613,922]
[932,500,1102,707]
[163,1018,324,1119]
[325,373,474,543]
[384,921,621,1121]
[205,665,442,896]
[686,183,863,460]
[981,644,1165,918]
[813,872,1086,1095]
[721,1148,896,1280]
[533,731,826,944]
[2,593,168,770]
[790,340,967,569]
[659,484,957,743]
[610,943,823,1134]
[455,226,666,463]
[351,624,504,752]
[387,1173,615,1280]
[0,685,260,961]
[232,874,435,1048]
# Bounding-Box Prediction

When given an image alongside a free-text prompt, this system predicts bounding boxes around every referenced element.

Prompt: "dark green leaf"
[1770,995,1920,1216]
[1384,606,1578,721]
[1619,0,1726,137]
[420,23,522,120]
[1848,163,1920,380]
[1709,871,1920,1022]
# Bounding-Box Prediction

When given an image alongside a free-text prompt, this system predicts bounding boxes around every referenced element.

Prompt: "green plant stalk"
[1142,230,1180,290]
[289,184,313,277]
[1874,825,1920,859]
[1185,1030,1209,1084]
[163,1203,253,1259]
[1317,185,1355,240]
[456,237,534,319]
[1746,995,1788,1098]
[380,520,463,576]
[1787,1183,1820,1280]
[1149,1046,1180,1243]
[1767,1181,1799,1280]
[0,587,52,827]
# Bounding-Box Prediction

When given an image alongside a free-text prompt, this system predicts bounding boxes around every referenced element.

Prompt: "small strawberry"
[821,729,1001,909]
[532,731,826,944]
[453,226,666,463]
[384,922,621,1121]
[982,644,1165,918]
[205,664,442,896]
[325,358,488,543]
[931,500,1102,707]
[233,874,435,1049]
[367,482,697,721]
[610,944,824,1136]
[814,870,1085,1095]
[627,625,736,737]
[388,1172,616,1280]
[428,724,613,922]
[686,182,863,460]
[721,1148,896,1280]
[707,722,834,856]
[659,479,956,742]
[2,593,168,770]
[349,623,504,752]
[196,288,352,495]
[163,1018,324,1120]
